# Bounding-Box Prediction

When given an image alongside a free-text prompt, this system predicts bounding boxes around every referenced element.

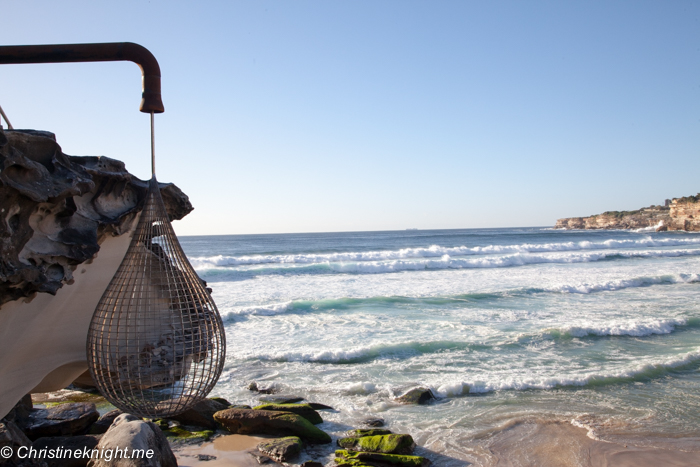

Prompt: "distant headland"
[555,194,700,231]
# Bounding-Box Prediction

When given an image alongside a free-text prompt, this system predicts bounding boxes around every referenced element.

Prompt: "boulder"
[3,395,33,424]
[0,419,48,466]
[208,397,231,407]
[362,418,385,428]
[253,404,323,425]
[32,435,100,467]
[300,462,324,467]
[88,409,122,435]
[86,414,176,467]
[307,402,334,411]
[247,382,276,394]
[337,434,415,455]
[167,398,229,429]
[20,403,99,440]
[394,388,435,405]
[257,436,302,462]
[348,429,393,437]
[335,450,430,467]
[213,408,331,444]
[258,395,304,404]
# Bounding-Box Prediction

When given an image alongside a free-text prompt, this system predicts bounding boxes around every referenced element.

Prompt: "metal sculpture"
[0,42,226,417]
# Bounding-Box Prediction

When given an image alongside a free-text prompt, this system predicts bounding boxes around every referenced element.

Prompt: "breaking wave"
[190,236,700,270]
[220,273,700,318]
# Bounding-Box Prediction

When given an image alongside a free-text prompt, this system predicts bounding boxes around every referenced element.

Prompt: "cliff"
[555,197,700,231]
[0,127,193,418]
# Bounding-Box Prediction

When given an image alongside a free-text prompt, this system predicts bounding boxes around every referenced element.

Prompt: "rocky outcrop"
[213,408,332,444]
[257,436,303,463]
[555,205,670,230]
[88,409,122,435]
[0,419,45,467]
[87,414,177,467]
[555,195,700,231]
[166,398,229,430]
[252,403,323,425]
[394,388,435,405]
[0,128,192,306]
[334,449,431,467]
[18,403,99,441]
[32,435,100,467]
[337,434,416,455]
[0,128,194,420]
[669,195,700,231]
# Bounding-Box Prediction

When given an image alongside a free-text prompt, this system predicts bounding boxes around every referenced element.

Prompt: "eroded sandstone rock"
[554,195,700,231]
[87,414,176,467]
[257,436,303,462]
[213,408,331,444]
[0,128,192,307]
[252,403,323,425]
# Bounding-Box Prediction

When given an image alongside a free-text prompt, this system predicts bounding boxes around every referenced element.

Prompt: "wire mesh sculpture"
[87,114,225,418]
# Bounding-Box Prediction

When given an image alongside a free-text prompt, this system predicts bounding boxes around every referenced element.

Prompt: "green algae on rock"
[213,408,331,444]
[253,403,323,424]
[335,449,430,467]
[337,434,415,455]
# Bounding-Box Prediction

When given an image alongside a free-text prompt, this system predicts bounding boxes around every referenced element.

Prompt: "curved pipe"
[0,42,164,113]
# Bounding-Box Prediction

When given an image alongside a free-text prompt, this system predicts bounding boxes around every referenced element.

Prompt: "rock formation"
[555,196,700,231]
[87,414,177,467]
[0,127,193,419]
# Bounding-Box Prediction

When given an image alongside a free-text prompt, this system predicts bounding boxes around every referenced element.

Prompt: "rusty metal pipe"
[0,42,164,113]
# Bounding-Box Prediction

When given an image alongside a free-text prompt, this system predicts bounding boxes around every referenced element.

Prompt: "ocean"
[179,227,700,464]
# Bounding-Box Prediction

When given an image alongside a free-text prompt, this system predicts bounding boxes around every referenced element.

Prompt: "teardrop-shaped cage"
[87,177,226,418]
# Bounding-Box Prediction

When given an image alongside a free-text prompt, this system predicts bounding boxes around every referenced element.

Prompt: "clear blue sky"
[1,1,698,235]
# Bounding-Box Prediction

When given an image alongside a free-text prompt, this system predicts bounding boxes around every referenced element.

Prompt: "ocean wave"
[201,249,700,278]
[244,320,698,363]
[547,318,690,338]
[434,347,700,395]
[189,236,700,270]
[252,340,470,364]
[223,302,294,318]
[221,273,700,317]
[534,273,700,294]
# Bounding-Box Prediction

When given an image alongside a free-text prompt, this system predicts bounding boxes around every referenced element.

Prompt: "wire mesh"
[86,177,225,418]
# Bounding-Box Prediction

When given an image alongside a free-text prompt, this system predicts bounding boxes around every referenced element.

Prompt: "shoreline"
[26,388,700,466]
[169,417,700,467]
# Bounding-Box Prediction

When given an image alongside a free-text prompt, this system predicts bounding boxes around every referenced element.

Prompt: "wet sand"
[174,434,281,467]
[485,420,700,467]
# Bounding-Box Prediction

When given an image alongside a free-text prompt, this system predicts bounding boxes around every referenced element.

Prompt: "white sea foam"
[224,302,293,319]
[318,249,700,274]
[344,381,377,395]
[189,236,700,270]
[632,221,665,233]
[431,347,700,395]
[541,273,700,294]
[555,318,688,338]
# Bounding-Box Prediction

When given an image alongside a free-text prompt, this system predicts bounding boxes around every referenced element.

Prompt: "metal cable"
[0,104,13,129]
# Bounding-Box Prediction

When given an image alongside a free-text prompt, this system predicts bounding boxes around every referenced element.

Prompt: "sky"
[1,1,699,235]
